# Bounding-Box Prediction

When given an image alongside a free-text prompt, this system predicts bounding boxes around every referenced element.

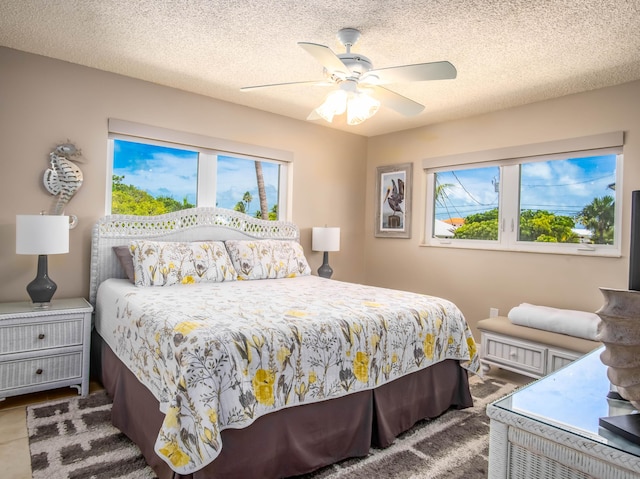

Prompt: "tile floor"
[0,369,530,479]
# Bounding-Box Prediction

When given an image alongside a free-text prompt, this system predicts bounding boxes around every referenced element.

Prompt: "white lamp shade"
[16,215,69,255]
[312,227,340,252]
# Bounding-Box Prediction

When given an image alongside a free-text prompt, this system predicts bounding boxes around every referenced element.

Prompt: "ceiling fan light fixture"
[310,84,380,126]
[346,90,380,125]
[245,28,456,126]
[312,89,348,123]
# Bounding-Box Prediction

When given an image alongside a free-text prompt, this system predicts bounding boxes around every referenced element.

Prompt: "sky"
[112,139,280,215]
[434,154,617,222]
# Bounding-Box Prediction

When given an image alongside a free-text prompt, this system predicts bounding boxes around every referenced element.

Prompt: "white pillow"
[507,303,600,340]
[224,239,311,280]
[130,240,237,286]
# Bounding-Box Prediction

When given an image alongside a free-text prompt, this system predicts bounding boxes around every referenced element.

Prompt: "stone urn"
[597,288,640,409]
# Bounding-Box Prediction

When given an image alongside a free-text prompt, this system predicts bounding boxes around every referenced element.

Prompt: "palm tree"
[234,201,246,213]
[576,195,615,245]
[435,183,454,208]
[242,191,253,214]
[255,161,269,219]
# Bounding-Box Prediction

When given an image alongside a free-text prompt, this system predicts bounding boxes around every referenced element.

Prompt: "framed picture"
[375,163,412,238]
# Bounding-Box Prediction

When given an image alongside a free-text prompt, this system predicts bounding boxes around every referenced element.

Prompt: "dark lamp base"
[26,255,57,306]
[318,251,334,279]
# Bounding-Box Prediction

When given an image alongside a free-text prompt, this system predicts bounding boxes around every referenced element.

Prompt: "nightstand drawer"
[0,351,83,391]
[482,332,546,376]
[0,317,84,355]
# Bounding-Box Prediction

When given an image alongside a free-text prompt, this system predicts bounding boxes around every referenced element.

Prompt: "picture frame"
[375,163,412,238]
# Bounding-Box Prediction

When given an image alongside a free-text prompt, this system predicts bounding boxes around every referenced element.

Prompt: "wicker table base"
[487,348,640,479]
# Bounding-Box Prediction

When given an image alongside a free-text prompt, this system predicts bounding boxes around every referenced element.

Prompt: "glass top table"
[490,346,640,459]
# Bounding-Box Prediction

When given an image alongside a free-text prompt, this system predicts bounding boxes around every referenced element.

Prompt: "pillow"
[225,239,311,280]
[130,240,237,287]
[113,245,135,283]
[508,303,600,341]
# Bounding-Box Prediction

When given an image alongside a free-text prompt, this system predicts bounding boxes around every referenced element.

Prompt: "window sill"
[420,240,621,258]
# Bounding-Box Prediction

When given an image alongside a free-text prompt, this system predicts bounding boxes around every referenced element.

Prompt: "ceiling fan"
[241,28,457,125]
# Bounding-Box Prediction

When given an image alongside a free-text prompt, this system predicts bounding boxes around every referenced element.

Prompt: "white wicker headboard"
[89,207,300,306]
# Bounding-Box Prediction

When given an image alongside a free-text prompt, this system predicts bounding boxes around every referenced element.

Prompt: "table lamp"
[312,226,340,279]
[16,214,69,307]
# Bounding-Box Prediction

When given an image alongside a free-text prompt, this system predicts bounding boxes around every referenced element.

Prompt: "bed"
[89,207,480,479]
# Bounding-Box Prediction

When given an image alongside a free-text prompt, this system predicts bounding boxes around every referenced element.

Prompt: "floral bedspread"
[97,276,480,474]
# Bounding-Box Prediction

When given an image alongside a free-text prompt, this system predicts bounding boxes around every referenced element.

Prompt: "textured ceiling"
[1,0,640,137]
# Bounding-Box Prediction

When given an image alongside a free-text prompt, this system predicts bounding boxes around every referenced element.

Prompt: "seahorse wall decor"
[43,142,84,229]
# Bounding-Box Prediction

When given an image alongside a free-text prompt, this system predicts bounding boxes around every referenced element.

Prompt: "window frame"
[106,119,293,219]
[423,133,624,257]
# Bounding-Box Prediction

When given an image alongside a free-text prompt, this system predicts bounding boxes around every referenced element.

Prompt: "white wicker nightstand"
[487,348,640,479]
[0,298,93,400]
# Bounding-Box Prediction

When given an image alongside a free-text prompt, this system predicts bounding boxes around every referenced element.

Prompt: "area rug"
[27,375,521,479]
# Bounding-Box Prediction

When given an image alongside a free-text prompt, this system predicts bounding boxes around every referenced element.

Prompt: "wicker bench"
[477,316,601,378]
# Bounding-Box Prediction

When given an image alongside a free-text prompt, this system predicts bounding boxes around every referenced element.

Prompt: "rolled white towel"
[507,303,600,341]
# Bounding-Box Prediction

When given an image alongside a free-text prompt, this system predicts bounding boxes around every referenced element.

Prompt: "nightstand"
[0,297,93,400]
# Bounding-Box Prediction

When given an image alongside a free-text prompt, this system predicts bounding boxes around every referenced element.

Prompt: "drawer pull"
[509,351,517,358]
[38,333,45,340]
[35,368,43,375]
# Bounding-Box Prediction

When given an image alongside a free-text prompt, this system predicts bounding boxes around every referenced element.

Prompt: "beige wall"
[366,80,640,337]
[3,45,640,343]
[0,47,367,303]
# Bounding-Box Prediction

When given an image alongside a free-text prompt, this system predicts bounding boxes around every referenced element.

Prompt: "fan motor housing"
[337,53,373,77]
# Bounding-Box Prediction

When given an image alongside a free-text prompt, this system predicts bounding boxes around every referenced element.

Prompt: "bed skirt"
[99,338,472,479]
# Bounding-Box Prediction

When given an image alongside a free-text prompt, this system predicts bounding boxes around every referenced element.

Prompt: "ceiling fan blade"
[363,61,457,85]
[298,42,348,76]
[241,80,329,91]
[368,85,425,116]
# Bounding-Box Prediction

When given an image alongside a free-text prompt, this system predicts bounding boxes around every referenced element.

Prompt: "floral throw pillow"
[130,240,237,286]
[225,240,311,280]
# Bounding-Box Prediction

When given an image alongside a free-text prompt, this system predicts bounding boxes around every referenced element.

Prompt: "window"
[434,165,500,240]
[107,120,292,219]
[216,155,282,219]
[112,140,198,214]
[424,133,623,256]
[518,155,617,245]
